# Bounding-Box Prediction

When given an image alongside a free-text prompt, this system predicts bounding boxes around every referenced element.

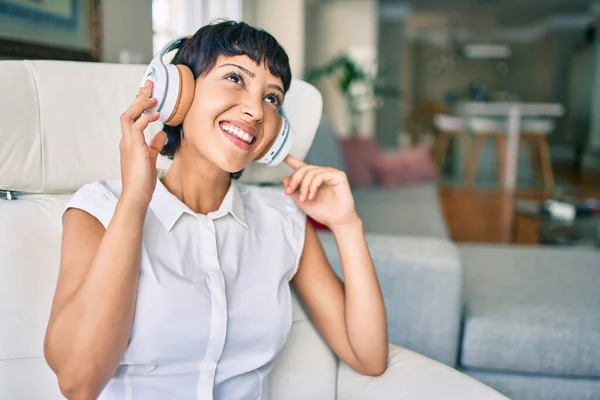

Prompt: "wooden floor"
[440,166,600,244]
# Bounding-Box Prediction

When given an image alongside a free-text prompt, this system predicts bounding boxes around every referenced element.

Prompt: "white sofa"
[0,60,507,399]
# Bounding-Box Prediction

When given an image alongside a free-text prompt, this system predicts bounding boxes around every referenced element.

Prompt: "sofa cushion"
[352,183,450,238]
[338,137,381,187]
[319,232,463,366]
[339,346,508,400]
[372,145,439,187]
[0,195,69,400]
[459,244,600,378]
[464,369,600,400]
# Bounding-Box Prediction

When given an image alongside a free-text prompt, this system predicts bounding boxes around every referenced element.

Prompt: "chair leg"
[537,135,554,192]
[434,133,452,169]
[495,134,507,186]
[459,132,471,182]
[527,136,541,183]
[466,135,485,186]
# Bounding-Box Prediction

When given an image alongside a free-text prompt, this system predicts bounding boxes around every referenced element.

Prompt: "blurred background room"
[1,1,599,399]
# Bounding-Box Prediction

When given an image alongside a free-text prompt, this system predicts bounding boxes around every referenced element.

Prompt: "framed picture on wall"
[0,0,101,61]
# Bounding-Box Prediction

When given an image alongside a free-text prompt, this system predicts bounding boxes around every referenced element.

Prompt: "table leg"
[504,105,521,191]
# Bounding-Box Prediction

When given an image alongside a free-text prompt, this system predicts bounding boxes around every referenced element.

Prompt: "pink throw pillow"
[339,137,381,187]
[373,145,439,187]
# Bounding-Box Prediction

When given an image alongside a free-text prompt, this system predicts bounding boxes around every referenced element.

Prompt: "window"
[152,0,242,54]
[152,0,187,54]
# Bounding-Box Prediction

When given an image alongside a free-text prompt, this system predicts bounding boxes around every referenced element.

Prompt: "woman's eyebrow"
[219,63,255,78]
[268,84,285,96]
[219,63,285,96]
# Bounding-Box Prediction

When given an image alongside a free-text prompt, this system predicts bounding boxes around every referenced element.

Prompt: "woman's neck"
[160,147,232,215]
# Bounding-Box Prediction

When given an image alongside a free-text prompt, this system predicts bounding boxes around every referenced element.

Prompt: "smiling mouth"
[219,122,256,145]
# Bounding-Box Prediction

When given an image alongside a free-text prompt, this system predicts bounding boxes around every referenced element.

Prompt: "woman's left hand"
[282,155,359,229]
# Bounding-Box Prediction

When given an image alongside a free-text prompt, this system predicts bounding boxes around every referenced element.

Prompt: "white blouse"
[65,177,307,400]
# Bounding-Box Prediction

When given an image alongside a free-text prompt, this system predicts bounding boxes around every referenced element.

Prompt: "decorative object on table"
[468,81,489,102]
[514,197,600,220]
[538,217,600,247]
[513,197,600,247]
[304,54,398,136]
[0,0,101,61]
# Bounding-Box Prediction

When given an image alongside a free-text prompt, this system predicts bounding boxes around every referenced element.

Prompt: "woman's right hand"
[119,79,167,208]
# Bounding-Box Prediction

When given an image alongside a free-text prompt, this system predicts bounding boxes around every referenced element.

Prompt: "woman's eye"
[226,73,242,84]
[265,95,281,106]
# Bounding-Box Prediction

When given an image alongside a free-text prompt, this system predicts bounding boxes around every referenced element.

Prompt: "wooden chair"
[520,118,555,191]
[465,117,507,186]
[433,114,470,180]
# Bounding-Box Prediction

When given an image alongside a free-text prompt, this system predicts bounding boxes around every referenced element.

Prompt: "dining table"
[456,101,565,192]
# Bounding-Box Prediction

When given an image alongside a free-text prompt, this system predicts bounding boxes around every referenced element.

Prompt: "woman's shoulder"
[237,183,301,215]
[73,179,123,200]
[65,179,124,228]
[237,182,307,229]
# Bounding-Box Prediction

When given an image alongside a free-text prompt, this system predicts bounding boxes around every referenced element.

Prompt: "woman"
[44,21,388,399]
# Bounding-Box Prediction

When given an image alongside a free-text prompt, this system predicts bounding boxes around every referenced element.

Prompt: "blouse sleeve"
[64,181,118,229]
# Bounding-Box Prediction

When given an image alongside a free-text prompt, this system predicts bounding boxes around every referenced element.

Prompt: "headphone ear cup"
[164,65,195,127]
[254,109,294,166]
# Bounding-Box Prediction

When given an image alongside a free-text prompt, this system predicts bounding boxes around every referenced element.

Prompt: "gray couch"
[307,116,600,400]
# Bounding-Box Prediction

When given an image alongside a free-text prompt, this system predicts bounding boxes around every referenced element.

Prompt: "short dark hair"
[160,20,292,179]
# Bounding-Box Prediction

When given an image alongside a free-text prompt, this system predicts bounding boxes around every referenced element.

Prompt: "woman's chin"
[216,158,251,175]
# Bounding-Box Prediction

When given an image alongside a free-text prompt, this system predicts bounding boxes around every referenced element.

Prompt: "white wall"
[101,0,154,64]
[242,0,305,78]
[310,0,378,136]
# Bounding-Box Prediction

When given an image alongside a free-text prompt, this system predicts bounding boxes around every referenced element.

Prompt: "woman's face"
[181,54,286,173]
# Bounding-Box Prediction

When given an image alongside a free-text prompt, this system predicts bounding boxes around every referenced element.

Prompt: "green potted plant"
[304,54,398,136]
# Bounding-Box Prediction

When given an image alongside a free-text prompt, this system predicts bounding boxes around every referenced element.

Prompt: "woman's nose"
[240,95,264,122]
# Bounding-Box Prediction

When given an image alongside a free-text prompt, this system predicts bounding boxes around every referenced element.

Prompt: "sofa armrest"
[336,344,508,400]
[318,232,463,366]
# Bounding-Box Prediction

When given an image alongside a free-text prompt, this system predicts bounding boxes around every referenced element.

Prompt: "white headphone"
[140,36,294,166]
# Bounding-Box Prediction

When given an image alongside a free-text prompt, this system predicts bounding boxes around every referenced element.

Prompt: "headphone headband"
[161,36,189,58]
[151,36,188,70]
[141,34,294,166]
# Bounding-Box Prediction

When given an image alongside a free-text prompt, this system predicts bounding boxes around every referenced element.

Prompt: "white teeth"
[220,123,254,144]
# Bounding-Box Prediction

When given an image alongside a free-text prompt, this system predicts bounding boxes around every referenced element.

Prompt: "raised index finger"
[284,154,305,170]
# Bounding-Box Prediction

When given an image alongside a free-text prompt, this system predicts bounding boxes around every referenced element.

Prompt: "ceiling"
[380,0,596,27]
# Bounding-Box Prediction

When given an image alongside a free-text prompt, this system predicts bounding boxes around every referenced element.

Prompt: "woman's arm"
[283,156,388,376]
[44,201,146,399]
[292,220,388,376]
[44,80,167,400]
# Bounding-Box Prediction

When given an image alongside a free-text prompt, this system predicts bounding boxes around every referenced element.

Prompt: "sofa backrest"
[0,60,323,193]
[0,60,335,399]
